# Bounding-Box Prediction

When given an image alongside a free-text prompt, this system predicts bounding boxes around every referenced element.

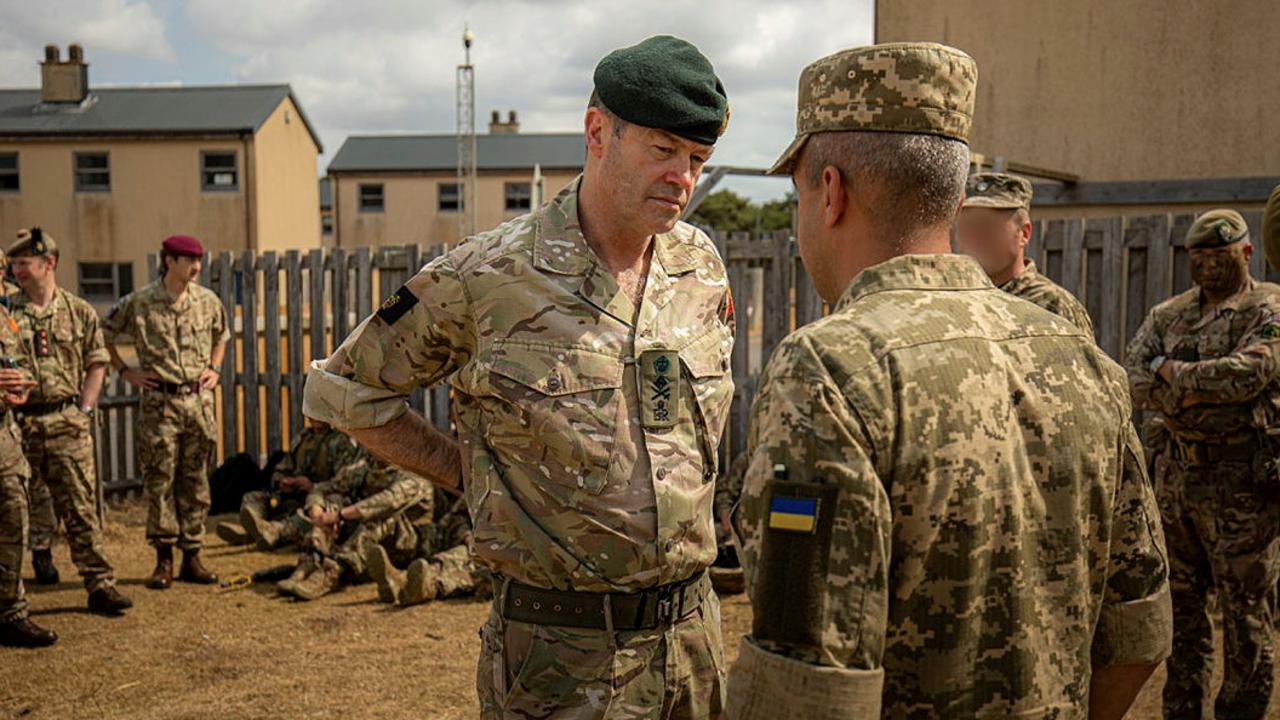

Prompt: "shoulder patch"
[376,285,419,325]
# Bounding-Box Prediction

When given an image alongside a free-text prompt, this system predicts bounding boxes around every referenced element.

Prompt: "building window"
[321,213,334,236]
[359,183,384,212]
[438,183,460,212]
[201,151,238,191]
[74,152,110,192]
[79,262,133,302]
[0,153,17,192]
[504,182,532,212]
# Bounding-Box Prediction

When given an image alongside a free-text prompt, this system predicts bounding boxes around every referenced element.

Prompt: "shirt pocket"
[679,323,735,478]
[485,341,624,495]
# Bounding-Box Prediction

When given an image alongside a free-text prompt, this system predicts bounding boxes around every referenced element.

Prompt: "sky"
[0,0,876,201]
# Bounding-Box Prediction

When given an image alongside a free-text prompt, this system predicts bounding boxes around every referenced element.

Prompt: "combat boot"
[289,557,343,601]
[276,553,318,596]
[400,559,442,607]
[32,549,59,585]
[146,545,174,590]
[0,617,57,648]
[240,505,281,549]
[215,521,253,546]
[178,550,218,584]
[363,543,404,604]
[87,585,134,615]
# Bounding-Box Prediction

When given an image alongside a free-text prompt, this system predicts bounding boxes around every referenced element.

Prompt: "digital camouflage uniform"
[0,307,33,622]
[1126,276,1280,720]
[999,259,1095,336]
[305,176,735,718]
[302,455,434,579]
[241,424,358,548]
[102,279,228,551]
[727,43,1171,720]
[11,287,116,592]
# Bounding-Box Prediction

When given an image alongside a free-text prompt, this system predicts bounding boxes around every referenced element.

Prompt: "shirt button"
[665,540,675,553]
[656,468,667,481]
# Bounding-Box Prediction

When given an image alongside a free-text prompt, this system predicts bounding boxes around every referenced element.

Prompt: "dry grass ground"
[0,497,1258,719]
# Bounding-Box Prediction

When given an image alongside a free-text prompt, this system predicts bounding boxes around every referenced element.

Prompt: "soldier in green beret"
[956,171,1095,335]
[305,35,734,718]
[1126,208,1280,719]
[727,42,1170,719]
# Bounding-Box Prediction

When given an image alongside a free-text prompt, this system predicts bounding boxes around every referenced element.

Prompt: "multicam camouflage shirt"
[1125,278,1280,442]
[1000,260,1095,336]
[729,254,1171,720]
[305,454,433,525]
[273,425,358,489]
[9,287,110,404]
[0,307,29,477]
[101,279,229,384]
[305,178,735,592]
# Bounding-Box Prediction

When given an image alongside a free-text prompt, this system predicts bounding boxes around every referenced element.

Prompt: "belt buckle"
[656,596,675,625]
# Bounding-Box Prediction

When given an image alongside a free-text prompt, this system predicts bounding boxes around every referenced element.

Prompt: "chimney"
[41,43,89,105]
[489,109,520,135]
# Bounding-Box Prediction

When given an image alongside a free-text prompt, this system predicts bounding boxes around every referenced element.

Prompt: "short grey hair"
[587,90,627,138]
[801,131,970,246]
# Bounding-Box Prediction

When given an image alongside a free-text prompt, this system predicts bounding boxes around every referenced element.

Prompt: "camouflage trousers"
[138,390,216,551]
[0,471,28,622]
[26,471,56,552]
[1159,453,1280,720]
[477,588,725,719]
[240,490,309,549]
[20,410,116,591]
[306,497,429,580]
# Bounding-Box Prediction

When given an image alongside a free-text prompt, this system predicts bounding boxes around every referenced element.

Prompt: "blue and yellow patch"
[768,496,818,534]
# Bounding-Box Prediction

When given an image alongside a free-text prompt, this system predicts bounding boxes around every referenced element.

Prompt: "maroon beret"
[162,235,204,257]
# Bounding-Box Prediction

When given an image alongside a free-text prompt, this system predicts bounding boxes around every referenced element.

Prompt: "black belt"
[17,398,75,417]
[155,381,202,396]
[1171,435,1260,465]
[498,571,711,631]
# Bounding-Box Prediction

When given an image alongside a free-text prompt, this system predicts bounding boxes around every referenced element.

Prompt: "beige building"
[328,112,582,248]
[875,0,1280,217]
[0,44,324,301]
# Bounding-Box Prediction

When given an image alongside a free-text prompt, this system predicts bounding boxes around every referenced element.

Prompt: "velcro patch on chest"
[376,285,419,325]
[639,348,679,429]
[768,495,819,534]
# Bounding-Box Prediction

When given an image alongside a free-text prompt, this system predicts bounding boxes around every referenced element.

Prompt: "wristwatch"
[1149,355,1167,374]
[78,404,94,416]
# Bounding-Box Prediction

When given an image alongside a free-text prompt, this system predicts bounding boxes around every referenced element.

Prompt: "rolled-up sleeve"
[303,253,474,430]
[1092,422,1173,666]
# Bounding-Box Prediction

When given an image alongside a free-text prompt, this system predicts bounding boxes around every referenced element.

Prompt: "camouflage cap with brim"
[964,172,1032,210]
[1185,209,1249,249]
[768,42,977,176]
[1264,183,1280,271]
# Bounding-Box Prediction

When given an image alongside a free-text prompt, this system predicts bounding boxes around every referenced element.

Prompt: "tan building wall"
[875,0,1280,182]
[253,96,322,253]
[332,169,580,248]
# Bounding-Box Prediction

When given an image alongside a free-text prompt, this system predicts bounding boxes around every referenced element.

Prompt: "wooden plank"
[307,248,325,361]
[793,254,822,329]
[239,250,260,460]
[1030,175,1280,207]
[728,257,750,461]
[1060,218,1085,301]
[1094,217,1124,357]
[1123,217,1156,352]
[285,251,304,441]
[404,243,426,416]
[1170,214,1195,295]
[355,245,373,322]
[261,252,283,455]
[1041,219,1065,283]
[331,247,349,344]
[216,252,236,457]
[1242,209,1267,280]
[761,231,792,366]
[1026,220,1044,267]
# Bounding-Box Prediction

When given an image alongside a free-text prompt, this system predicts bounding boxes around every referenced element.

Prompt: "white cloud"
[0,0,175,85]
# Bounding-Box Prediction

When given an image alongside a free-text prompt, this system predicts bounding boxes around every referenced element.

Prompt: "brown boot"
[289,557,343,601]
[146,545,174,590]
[277,553,318,597]
[0,617,57,648]
[32,549,59,585]
[363,543,404,604]
[400,559,442,607]
[178,550,218,585]
[87,585,134,615]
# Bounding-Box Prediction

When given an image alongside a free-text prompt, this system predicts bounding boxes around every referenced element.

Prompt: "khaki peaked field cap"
[965,172,1032,210]
[768,42,978,175]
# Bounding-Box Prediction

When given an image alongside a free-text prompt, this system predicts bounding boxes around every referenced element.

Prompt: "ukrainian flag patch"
[768,496,819,534]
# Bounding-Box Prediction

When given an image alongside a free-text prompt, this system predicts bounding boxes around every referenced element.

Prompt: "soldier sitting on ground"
[364,495,492,607]
[276,451,433,601]
[216,416,357,550]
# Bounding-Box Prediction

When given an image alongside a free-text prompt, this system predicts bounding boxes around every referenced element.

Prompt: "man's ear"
[1243,243,1255,261]
[822,165,847,228]
[584,108,608,160]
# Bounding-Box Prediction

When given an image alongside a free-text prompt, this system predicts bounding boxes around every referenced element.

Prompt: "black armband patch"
[752,480,839,649]
[376,285,419,325]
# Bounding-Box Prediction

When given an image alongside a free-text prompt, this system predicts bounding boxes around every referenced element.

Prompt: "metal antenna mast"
[456,25,477,241]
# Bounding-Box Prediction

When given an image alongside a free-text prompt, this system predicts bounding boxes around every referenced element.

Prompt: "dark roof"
[319,177,331,209]
[328,133,584,173]
[0,84,323,151]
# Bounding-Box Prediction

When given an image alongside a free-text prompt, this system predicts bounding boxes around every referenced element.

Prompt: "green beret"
[1185,209,1249,249]
[1264,183,1280,272]
[10,227,57,258]
[964,172,1032,210]
[593,35,729,146]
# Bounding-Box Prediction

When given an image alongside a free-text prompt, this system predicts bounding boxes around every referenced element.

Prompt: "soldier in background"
[7,229,132,615]
[103,235,228,590]
[1126,209,1280,720]
[956,171,1095,335]
[728,43,1170,720]
[364,495,492,607]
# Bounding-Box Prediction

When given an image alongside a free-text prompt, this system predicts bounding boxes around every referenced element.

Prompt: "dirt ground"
[0,497,1244,719]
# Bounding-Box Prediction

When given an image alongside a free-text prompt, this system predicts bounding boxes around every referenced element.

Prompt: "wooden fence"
[95,209,1280,493]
